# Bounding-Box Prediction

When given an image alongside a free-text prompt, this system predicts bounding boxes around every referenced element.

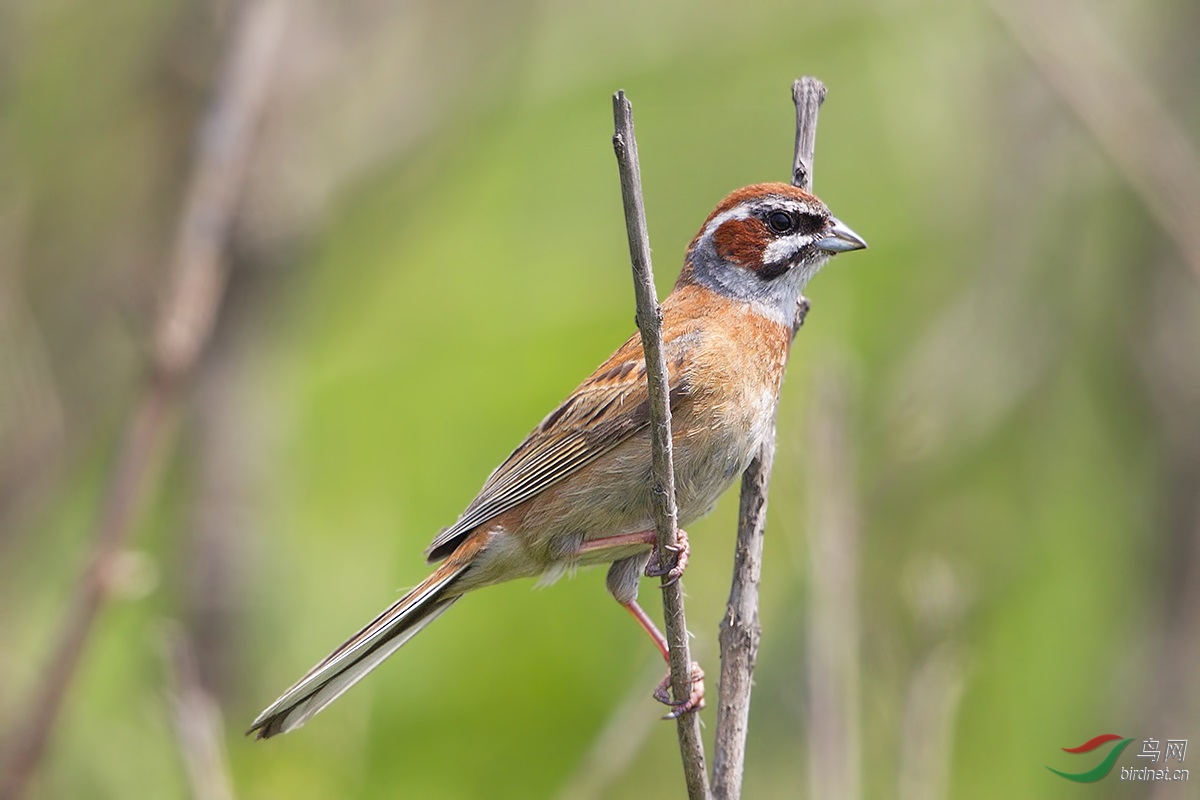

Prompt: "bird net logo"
[1047,734,1189,783]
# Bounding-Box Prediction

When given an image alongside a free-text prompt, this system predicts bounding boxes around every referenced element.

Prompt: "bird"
[249,181,866,738]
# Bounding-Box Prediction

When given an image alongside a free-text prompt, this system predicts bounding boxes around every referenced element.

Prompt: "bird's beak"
[816,217,867,253]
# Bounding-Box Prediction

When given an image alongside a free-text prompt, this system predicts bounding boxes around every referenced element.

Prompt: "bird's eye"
[766,211,795,234]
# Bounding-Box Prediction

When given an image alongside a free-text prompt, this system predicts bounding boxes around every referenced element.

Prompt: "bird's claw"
[653,661,705,719]
[644,528,689,586]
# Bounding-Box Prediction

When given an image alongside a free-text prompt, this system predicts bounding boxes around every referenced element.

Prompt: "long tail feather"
[249,563,467,738]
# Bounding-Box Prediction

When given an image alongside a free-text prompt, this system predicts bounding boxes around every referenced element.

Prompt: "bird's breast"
[668,292,792,523]
[505,288,793,566]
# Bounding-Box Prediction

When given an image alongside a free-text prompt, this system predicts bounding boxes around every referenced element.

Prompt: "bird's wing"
[424,330,696,562]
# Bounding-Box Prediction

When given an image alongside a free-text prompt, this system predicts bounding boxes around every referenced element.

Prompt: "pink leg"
[576,529,657,555]
[623,599,669,661]
[580,530,703,716]
[577,528,691,586]
[620,600,705,718]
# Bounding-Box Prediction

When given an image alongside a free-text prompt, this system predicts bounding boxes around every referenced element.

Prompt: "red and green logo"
[1048,734,1135,782]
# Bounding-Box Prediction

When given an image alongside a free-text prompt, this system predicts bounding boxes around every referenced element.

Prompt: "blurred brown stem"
[612,90,711,800]
[164,626,238,800]
[990,0,1200,280]
[0,3,286,797]
[0,206,65,547]
[710,76,826,800]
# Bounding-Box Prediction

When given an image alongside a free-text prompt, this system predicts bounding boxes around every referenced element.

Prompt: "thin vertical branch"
[711,76,826,800]
[0,3,287,798]
[611,90,710,800]
[791,79,827,192]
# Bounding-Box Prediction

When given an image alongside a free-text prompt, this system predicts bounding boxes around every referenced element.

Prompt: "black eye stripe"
[762,207,825,236]
[797,212,824,234]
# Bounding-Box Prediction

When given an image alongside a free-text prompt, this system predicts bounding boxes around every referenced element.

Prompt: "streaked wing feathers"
[425,333,692,562]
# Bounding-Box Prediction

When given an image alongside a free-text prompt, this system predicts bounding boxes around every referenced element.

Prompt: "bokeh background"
[2,0,1199,798]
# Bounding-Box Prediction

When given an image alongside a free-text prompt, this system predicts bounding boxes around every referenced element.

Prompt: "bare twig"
[805,367,861,800]
[0,3,286,797]
[611,90,710,800]
[711,452,771,800]
[791,79,827,192]
[989,0,1200,280]
[163,626,238,800]
[711,76,826,800]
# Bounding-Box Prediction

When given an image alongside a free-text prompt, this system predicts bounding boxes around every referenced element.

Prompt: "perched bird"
[250,182,866,738]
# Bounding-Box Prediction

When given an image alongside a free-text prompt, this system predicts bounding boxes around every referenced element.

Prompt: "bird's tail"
[249,559,468,739]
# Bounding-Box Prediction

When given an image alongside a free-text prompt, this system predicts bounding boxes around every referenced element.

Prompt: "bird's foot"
[644,528,689,586]
[653,661,705,719]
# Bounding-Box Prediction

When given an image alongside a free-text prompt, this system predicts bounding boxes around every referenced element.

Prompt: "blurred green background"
[2,0,1199,798]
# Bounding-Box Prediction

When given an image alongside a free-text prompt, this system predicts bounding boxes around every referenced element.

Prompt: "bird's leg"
[574,527,691,586]
[575,529,657,554]
[585,532,703,716]
[620,599,705,718]
[621,598,668,660]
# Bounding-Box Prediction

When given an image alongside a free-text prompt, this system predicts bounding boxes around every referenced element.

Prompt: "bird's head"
[679,182,866,325]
